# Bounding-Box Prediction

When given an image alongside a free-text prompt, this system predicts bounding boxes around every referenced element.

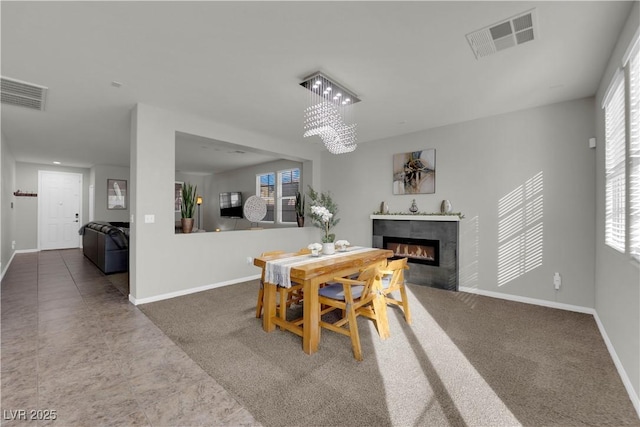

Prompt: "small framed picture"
[175,182,183,212]
[107,179,127,210]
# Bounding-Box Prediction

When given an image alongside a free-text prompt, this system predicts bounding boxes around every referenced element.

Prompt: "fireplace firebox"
[372,216,459,291]
[383,236,440,266]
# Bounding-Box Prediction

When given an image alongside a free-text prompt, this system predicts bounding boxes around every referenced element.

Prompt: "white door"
[39,171,82,250]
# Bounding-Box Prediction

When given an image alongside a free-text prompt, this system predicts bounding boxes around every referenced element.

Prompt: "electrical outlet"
[553,272,561,290]
[11,241,15,250]
[246,257,253,265]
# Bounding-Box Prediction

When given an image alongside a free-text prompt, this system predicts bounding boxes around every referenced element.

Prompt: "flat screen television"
[219,192,243,218]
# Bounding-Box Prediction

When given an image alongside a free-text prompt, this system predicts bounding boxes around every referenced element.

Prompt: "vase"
[181,218,194,234]
[440,199,452,214]
[296,216,305,227]
[409,199,418,213]
[322,242,335,255]
[380,201,389,214]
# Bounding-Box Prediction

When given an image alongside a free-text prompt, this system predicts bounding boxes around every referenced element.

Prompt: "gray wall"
[14,162,91,250]
[1,132,16,277]
[594,2,640,409]
[130,103,322,301]
[324,97,597,308]
[91,164,130,222]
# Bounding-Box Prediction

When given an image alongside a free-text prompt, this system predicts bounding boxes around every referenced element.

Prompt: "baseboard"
[1,250,17,281]
[129,274,261,305]
[16,249,39,253]
[459,286,595,314]
[593,311,640,418]
[1,249,39,281]
[460,286,639,419]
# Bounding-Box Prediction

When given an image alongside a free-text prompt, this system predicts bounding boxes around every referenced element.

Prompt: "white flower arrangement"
[307,187,340,243]
[335,240,350,251]
[311,206,333,222]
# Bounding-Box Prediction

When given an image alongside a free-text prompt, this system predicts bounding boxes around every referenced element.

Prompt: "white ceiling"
[0,1,634,172]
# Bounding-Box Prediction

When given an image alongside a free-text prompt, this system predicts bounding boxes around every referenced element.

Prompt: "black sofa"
[80,222,129,274]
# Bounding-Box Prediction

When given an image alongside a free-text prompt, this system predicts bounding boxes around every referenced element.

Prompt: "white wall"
[130,103,323,301]
[324,98,597,308]
[594,1,640,412]
[1,131,17,277]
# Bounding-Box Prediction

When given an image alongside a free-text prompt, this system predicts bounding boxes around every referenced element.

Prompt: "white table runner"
[264,246,377,288]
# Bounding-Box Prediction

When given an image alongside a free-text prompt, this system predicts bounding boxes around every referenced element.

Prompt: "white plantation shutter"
[603,69,626,253]
[628,41,640,260]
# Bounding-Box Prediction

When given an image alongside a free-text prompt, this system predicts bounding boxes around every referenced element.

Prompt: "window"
[603,70,626,253]
[629,41,640,260]
[256,168,300,223]
[257,172,275,222]
[603,32,640,260]
[278,169,300,223]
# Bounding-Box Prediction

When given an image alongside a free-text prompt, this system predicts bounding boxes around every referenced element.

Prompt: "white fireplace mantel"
[370,214,460,222]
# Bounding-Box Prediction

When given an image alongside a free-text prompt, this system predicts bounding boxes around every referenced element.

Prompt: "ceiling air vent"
[466,9,537,59]
[1,76,48,111]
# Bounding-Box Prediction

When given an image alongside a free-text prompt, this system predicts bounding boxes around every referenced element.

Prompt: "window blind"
[604,70,626,253]
[628,42,640,260]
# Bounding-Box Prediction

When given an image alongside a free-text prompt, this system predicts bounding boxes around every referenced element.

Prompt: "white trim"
[1,250,17,281]
[593,311,640,418]
[460,286,639,418]
[459,286,594,314]
[1,249,39,281]
[623,26,640,67]
[370,214,460,222]
[602,68,625,109]
[129,274,261,305]
[15,249,39,253]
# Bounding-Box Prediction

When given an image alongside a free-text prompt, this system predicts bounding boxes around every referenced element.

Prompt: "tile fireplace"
[371,215,459,291]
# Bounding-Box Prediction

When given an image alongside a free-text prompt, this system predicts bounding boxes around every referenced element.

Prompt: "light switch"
[144,214,155,224]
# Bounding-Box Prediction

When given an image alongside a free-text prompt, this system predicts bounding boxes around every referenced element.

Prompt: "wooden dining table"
[253,247,394,355]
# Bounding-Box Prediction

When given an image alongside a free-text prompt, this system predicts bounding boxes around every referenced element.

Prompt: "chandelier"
[300,72,360,154]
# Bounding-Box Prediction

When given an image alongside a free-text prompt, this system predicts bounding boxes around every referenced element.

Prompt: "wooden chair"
[379,258,411,324]
[317,264,386,361]
[256,249,307,323]
[256,250,285,318]
[276,248,310,320]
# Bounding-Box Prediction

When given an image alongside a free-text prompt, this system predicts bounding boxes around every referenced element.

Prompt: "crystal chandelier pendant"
[300,72,359,154]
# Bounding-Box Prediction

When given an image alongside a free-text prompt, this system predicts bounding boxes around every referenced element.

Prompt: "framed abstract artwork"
[393,149,436,195]
[107,179,127,209]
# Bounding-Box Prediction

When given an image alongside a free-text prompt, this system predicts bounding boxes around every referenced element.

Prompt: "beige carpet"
[140,281,639,427]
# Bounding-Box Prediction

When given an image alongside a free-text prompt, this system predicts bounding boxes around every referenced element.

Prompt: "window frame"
[627,40,640,261]
[601,31,640,263]
[256,172,275,223]
[256,167,301,225]
[603,69,626,254]
[277,168,300,224]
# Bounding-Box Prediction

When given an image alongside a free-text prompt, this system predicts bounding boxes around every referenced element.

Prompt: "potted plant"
[307,186,340,254]
[180,182,197,233]
[295,191,305,227]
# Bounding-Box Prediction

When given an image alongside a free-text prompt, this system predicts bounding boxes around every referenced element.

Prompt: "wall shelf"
[13,191,37,197]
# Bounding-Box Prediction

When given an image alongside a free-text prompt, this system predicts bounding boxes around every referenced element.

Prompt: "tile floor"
[1,249,260,426]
